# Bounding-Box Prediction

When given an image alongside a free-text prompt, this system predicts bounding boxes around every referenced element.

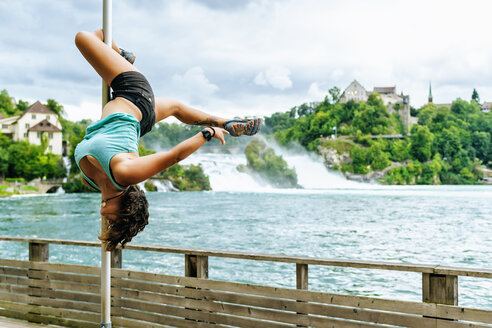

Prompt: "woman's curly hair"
[100,184,149,251]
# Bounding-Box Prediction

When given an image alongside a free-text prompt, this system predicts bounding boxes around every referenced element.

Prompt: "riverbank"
[0,182,39,197]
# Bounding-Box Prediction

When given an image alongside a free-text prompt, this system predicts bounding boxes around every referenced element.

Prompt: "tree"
[16,100,30,112]
[0,89,17,117]
[368,142,391,170]
[46,99,66,117]
[471,131,491,163]
[410,126,434,162]
[328,86,341,103]
[471,88,480,104]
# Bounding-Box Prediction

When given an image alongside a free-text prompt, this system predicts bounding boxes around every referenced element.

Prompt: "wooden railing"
[0,236,491,327]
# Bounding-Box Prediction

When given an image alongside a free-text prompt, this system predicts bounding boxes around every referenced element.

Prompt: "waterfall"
[271,148,364,189]
[152,180,179,192]
[181,150,365,192]
[56,156,72,194]
[62,156,71,183]
[181,153,270,192]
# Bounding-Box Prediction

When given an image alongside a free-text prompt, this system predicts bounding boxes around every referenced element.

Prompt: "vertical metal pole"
[101,1,112,327]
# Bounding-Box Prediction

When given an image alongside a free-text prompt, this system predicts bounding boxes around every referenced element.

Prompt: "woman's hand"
[206,127,229,145]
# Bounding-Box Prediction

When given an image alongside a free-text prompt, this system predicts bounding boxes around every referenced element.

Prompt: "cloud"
[254,67,293,90]
[65,101,101,122]
[307,82,327,100]
[172,67,219,103]
[2,0,492,120]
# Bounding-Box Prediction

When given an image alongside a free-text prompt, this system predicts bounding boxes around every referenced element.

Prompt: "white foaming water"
[152,180,178,192]
[62,156,71,183]
[280,153,363,189]
[181,150,366,192]
[181,153,271,192]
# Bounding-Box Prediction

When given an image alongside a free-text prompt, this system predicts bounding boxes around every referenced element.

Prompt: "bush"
[160,163,211,191]
[62,175,98,193]
[243,138,298,188]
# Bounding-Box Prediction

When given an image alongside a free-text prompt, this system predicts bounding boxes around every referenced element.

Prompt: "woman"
[74,29,261,251]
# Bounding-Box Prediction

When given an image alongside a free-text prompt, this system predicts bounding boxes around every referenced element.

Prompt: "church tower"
[428,83,433,103]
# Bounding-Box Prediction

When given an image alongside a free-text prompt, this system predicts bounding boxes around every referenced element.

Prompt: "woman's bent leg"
[75,30,138,85]
[154,98,228,127]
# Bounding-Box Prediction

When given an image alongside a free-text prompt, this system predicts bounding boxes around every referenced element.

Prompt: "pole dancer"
[74,29,261,252]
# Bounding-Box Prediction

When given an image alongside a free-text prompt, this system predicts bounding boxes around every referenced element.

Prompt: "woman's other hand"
[207,127,229,145]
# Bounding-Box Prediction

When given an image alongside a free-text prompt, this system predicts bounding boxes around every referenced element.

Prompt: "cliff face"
[318,145,438,184]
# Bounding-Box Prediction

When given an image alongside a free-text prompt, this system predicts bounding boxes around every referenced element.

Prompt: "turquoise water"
[0,186,491,309]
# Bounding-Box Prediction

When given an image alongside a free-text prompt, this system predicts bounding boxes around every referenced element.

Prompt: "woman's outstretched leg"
[75,29,137,85]
[154,98,261,136]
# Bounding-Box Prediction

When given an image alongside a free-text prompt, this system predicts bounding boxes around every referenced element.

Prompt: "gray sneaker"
[119,48,136,64]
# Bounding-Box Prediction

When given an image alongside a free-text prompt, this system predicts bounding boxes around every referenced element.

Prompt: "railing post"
[422,273,458,322]
[111,249,122,269]
[27,242,49,324]
[185,254,209,323]
[296,263,308,290]
[185,254,208,279]
[422,273,458,305]
[296,263,308,327]
[29,242,49,262]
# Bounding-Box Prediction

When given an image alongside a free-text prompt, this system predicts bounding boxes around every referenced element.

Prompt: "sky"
[1,0,492,122]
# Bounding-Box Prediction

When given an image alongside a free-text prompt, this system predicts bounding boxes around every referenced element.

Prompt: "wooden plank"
[113,302,295,328]
[0,300,99,323]
[0,283,30,295]
[0,259,100,275]
[112,270,434,316]
[113,312,231,328]
[15,277,101,294]
[436,305,492,324]
[0,308,99,328]
[0,292,29,303]
[28,287,100,304]
[114,286,437,328]
[0,267,28,277]
[0,274,29,286]
[0,273,100,294]
[26,296,100,313]
[113,298,402,328]
[113,271,492,323]
[27,270,100,285]
[112,316,194,328]
[0,236,101,248]
[0,259,32,269]
[435,266,492,279]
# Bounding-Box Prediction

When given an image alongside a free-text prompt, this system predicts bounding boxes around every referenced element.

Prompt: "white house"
[339,80,368,103]
[0,101,63,155]
[339,80,411,129]
[481,102,491,113]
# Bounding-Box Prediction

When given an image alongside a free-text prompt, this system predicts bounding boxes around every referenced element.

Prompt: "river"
[0,152,491,309]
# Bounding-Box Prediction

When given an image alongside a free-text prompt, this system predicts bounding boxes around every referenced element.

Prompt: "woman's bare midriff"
[101,97,142,121]
[79,97,142,191]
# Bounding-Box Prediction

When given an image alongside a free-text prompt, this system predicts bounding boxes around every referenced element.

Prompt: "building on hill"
[0,101,63,155]
[339,80,411,130]
[427,83,451,109]
[481,102,491,113]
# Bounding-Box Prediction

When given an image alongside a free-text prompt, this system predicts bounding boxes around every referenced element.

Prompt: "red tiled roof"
[28,119,61,132]
[373,87,396,94]
[20,101,56,118]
